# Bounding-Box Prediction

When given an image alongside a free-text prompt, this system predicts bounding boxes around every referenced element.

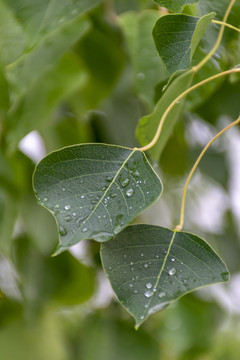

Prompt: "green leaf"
[7,53,87,150]
[120,10,167,109]
[7,15,89,98]
[4,0,100,46]
[101,224,229,328]
[33,144,162,255]
[78,313,159,360]
[153,0,200,13]
[198,0,240,27]
[0,1,26,66]
[152,13,215,76]
[14,237,95,307]
[136,70,194,160]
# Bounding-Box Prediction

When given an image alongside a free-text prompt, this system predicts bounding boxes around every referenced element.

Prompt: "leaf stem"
[138,68,240,152]
[193,0,236,72]
[212,19,240,33]
[175,116,240,232]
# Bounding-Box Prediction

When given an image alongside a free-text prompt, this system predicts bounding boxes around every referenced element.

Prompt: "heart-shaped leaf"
[101,224,229,328]
[152,13,215,76]
[33,144,162,255]
[153,0,199,13]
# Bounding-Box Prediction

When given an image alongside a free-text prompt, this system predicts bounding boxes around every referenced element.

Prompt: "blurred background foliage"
[0,0,240,359]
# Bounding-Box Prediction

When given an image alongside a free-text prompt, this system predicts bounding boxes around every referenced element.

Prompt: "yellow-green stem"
[175,116,240,232]
[138,68,240,152]
[212,19,240,33]
[193,0,236,72]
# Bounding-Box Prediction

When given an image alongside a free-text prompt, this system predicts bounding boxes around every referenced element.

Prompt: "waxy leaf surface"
[152,13,215,75]
[101,225,229,328]
[33,144,162,254]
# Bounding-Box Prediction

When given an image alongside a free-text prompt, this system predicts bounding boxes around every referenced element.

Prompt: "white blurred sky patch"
[18,130,46,163]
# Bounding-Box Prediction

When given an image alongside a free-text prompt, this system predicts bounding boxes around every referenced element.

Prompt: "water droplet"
[82,227,88,233]
[124,254,127,258]
[171,258,175,262]
[141,253,144,257]
[159,291,166,298]
[140,315,144,320]
[132,170,140,176]
[62,187,66,191]
[106,176,114,183]
[144,290,154,298]
[54,204,60,209]
[162,84,167,92]
[43,197,48,202]
[169,268,176,276]
[80,195,85,199]
[120,178,130,187]
[64,215,72,222]
[144,264,149,268]
[177,98,183,104]
[129,283,133,288]
[130,262,134,266]
[156,255,159,258]
[72,212,77,217]
[233,64,240,69]
[126,188,134,197]
[137,72,145,80]
[146,283,152,289]
[134,290,138,294]
[221,272,229,281]
[59,226,66,236]
[64,205,71,210]
[108,266,112,270]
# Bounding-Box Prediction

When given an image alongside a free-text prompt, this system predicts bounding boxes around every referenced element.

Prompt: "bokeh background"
[0,0,240,359]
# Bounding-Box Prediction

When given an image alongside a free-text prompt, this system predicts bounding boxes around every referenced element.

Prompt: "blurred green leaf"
[33,144,162,254]
[152,13,215,76]
[153,0,200,12]
[7,53,87,150]
[120,10,167,109]
[77,313,159,360]
[0,309,68,360]
[101,224,229,328]
[14,237,95,307]
[199,0,240,27]
[136,70,194,160]
[197,78,240,123]
[73,9,126,112]
[0,1,26,66]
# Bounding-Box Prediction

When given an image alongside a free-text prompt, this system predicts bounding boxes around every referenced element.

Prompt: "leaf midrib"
[66,149,136,243]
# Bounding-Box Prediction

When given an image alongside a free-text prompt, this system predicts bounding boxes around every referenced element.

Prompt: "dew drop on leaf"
[136,72,145,80]
[63,215,72,222]
[146,283,152,289]
[120,178,130,187]
[169,268,176,276]
[159,291,166,298]
[126,188,134,197]
[144,290,154,298]
[82,227,88,233]
[59,226,67,236]
[64,205,71,210]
